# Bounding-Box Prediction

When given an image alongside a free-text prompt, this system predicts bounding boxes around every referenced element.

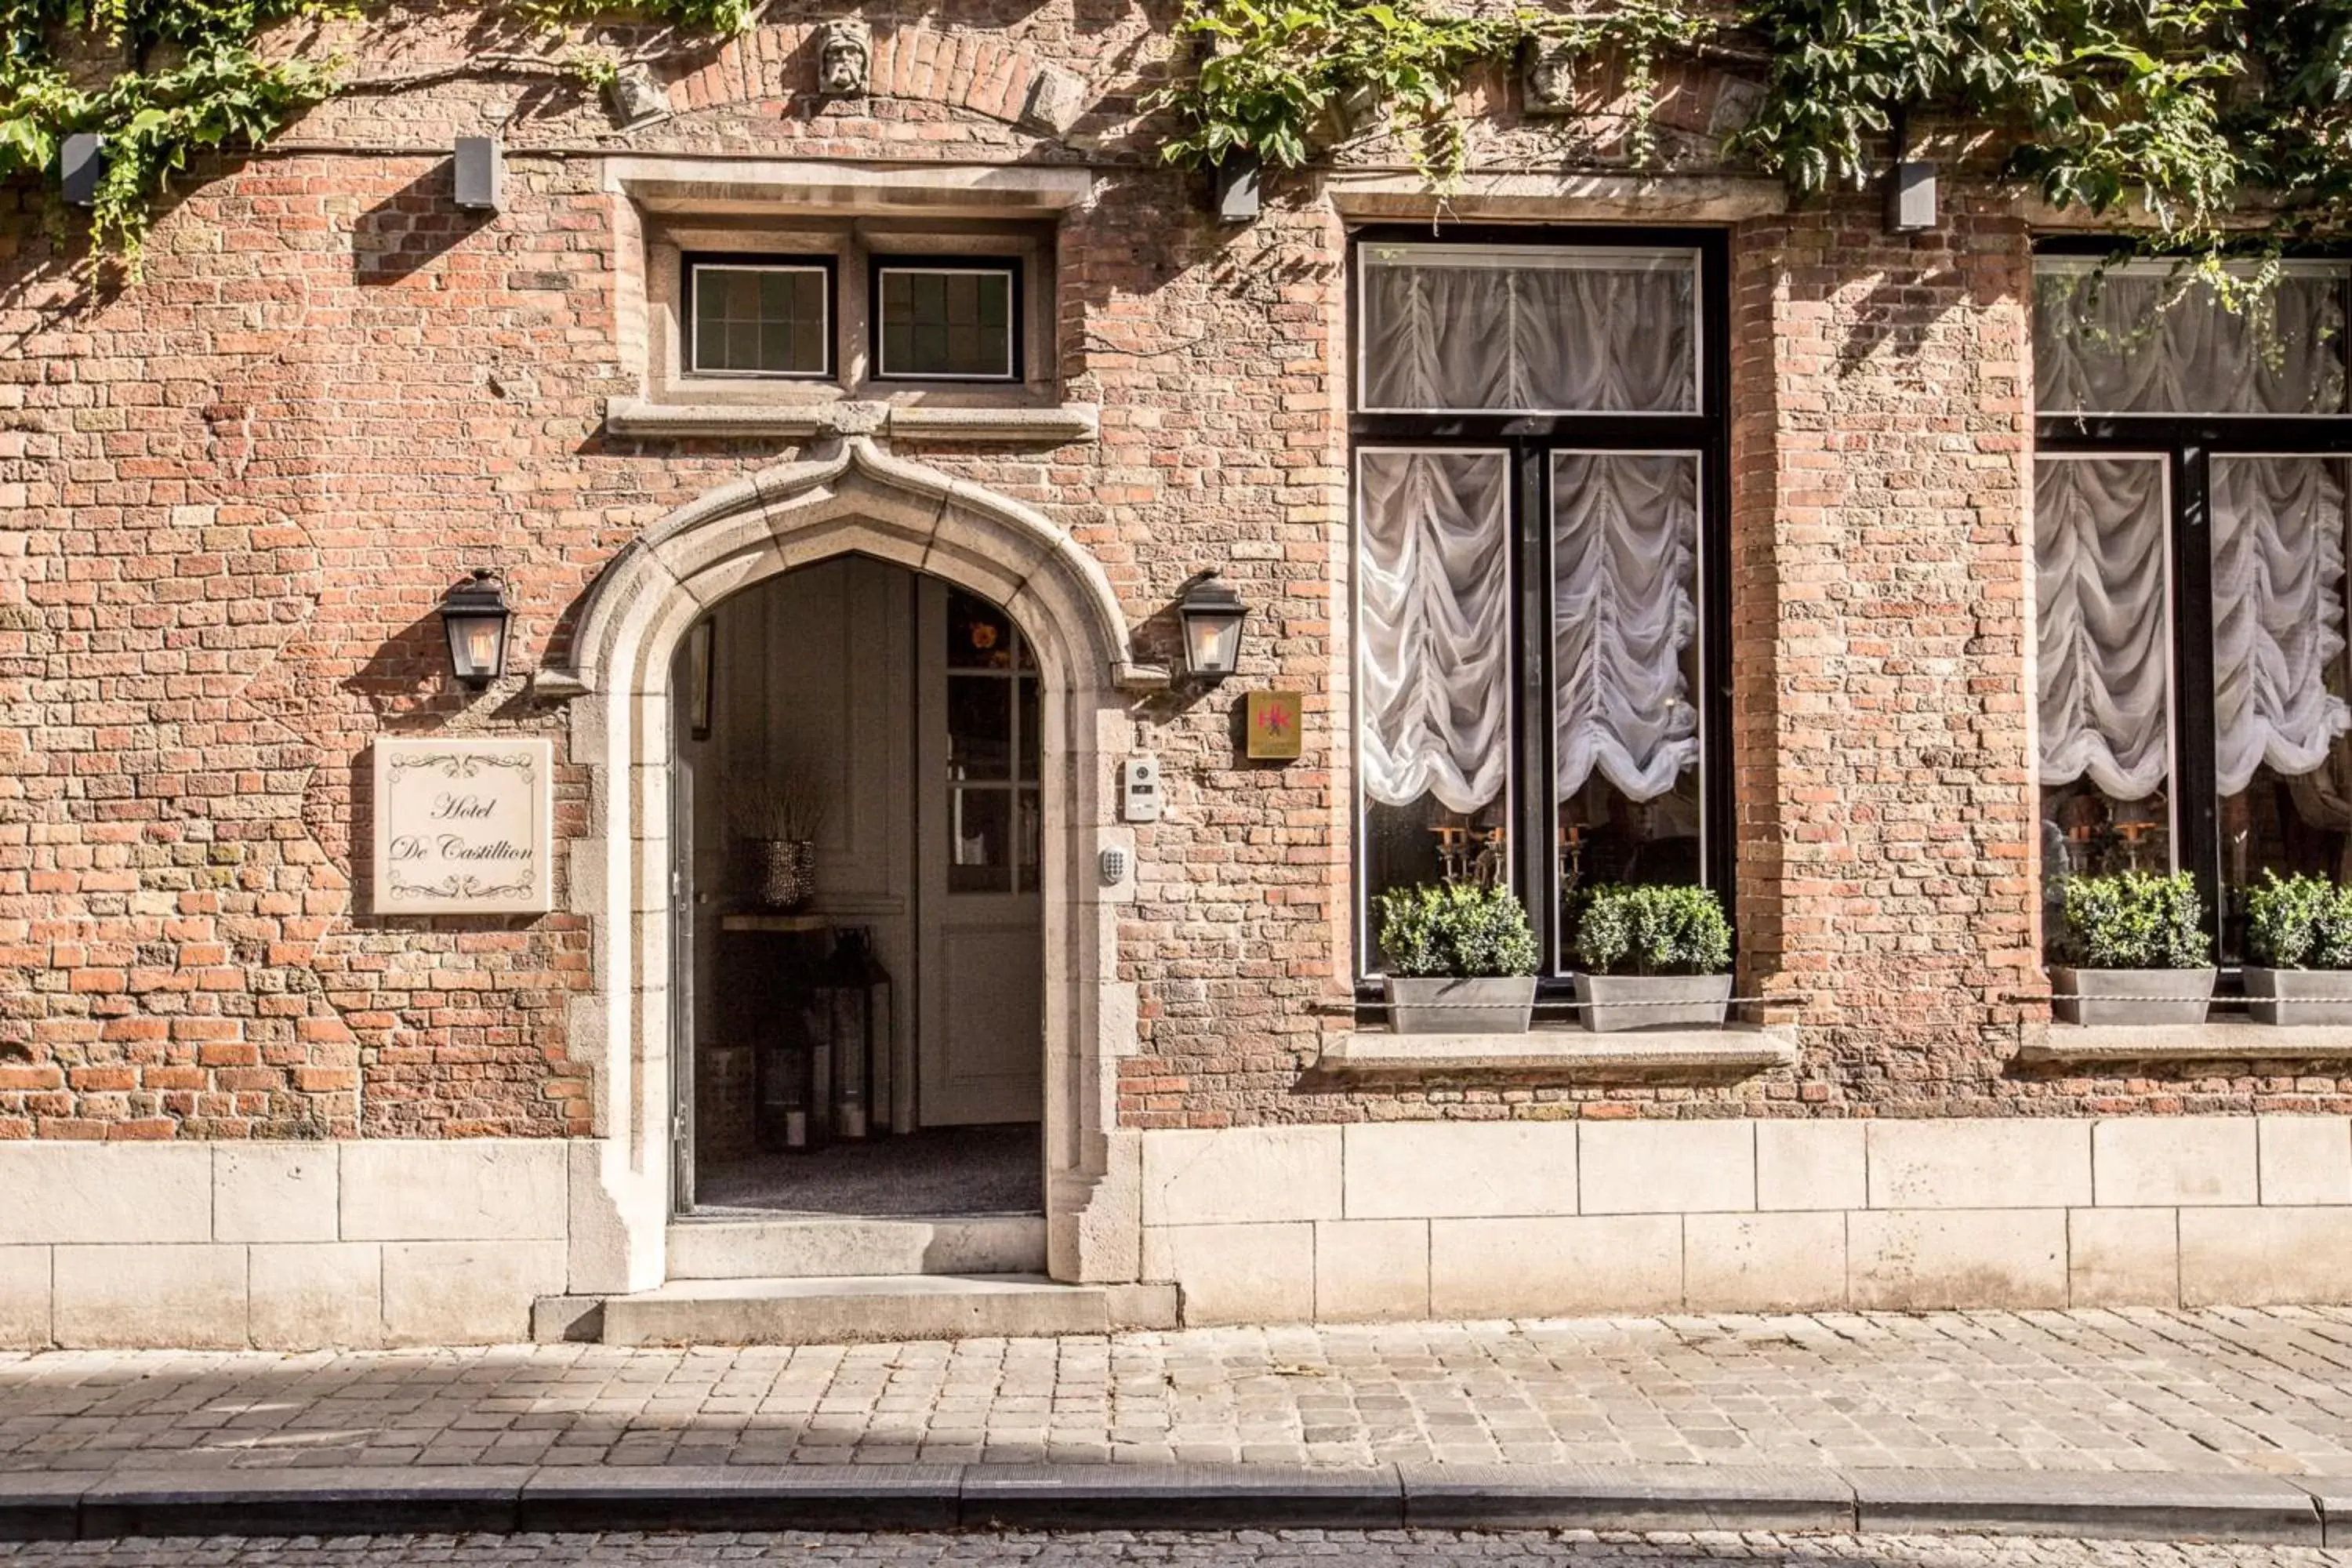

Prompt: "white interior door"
[916,579,1045,1126]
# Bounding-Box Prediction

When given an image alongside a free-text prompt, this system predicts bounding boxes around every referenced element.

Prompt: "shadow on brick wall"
[354,164,495,285]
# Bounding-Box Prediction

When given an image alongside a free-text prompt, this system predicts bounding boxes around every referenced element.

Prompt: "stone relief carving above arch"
[652,23,1091,135]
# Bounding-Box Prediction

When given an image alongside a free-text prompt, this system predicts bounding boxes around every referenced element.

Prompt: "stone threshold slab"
[0,1461,2337,1544]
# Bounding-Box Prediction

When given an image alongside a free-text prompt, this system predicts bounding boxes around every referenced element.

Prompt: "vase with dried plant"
[732,773,826,912]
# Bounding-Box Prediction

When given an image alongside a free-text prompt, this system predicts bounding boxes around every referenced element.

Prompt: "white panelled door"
[915,579,1045,1125]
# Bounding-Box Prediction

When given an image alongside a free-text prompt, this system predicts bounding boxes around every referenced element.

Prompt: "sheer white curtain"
[2035,265,2349,415]
[1357,449,1512,814]
[1361,246,1697,413]
[2037,456,2172,800]
[1553,452,1700,802]
[2212,456,2352,796]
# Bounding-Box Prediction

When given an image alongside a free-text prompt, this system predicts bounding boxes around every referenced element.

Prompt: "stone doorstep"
[1,1463,2343,1544]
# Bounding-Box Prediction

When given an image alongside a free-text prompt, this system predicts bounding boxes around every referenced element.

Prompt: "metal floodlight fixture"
[1176,570,1249,682]
[440,568,512,689]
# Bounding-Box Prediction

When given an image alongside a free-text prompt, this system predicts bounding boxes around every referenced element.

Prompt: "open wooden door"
[915,580,1044,1126]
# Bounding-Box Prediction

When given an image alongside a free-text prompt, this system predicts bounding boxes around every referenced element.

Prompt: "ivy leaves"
[1153,0,1518,177]
[0,0,751,263]
[1155,0,2352,256]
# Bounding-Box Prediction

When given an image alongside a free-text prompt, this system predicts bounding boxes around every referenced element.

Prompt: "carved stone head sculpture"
[818,19,873,97]
[1521,37,1578,117]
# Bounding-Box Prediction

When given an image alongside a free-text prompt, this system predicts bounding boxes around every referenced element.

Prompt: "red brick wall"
[4,7,2345,1142]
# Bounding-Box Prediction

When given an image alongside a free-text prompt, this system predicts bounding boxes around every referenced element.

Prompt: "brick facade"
[4,0,2350,1168]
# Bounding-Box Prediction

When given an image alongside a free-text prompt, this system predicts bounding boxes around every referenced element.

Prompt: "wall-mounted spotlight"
[454,136,504,213]
[60,133,104,209]
[1214,156,1261,225]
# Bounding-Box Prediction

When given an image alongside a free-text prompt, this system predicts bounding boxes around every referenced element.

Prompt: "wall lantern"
[439,568,512,689]
[1177,570,1249,682]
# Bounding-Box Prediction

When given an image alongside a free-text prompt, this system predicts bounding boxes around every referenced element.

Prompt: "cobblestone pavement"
[2,1534,2351,1567]
[6,1308,2352,1477]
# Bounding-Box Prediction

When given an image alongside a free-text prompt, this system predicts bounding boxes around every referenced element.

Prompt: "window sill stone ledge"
[604,397,1100,445]
[2018,1018,2352,1065]
[1318,1023,1796,1080]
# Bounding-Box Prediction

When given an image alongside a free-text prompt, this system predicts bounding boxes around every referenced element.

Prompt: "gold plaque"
[1245,691,1304,760]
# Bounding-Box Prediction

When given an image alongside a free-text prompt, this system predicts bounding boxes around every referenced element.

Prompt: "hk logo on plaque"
[372,739,554,915]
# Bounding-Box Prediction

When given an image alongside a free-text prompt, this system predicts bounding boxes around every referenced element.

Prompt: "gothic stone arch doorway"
[547,437,1164,1295]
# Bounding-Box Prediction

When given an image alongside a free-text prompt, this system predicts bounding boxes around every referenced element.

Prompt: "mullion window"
[1349,227,1730,993]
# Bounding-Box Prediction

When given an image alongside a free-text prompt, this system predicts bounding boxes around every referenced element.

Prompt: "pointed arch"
[552,438,1156,1301]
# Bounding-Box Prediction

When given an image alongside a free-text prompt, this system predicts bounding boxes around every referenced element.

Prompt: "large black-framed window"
[2034,242,2352,965]
[1348,226,1733,992]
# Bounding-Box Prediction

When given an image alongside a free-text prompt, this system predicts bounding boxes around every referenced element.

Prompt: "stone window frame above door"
[1345,224,1736,1004]
[642,216,1058,407]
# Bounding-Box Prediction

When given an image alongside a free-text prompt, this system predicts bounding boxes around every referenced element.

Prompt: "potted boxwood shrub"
[1376,881,1540,1034]
[2051,869,2214,1025]
[1568,883,1734,1033]
[2242,871,2352,1025]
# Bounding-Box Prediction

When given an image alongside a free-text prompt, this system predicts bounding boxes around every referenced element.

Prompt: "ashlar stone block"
[1755,1120,1866,1210]
[1313,1218,1428,1321]
[340,1142,568,1243]
[1429,1215,1683,1316]
[1866,1120,2090,1210]
[1849,1209,2068,1310]
[53,1244,247,1349]
[1684,1212,1847,1312]
[2092,1117,2256,1207]
[1142,1222,1314,1325]
[2258,1116,2352,1206]
[1140,1127,1341,1227]
[1580,1120,1753,1214]
[2067,1207,2179,1308]
[249,1243,385,1350]
[2180,1207,2352,1305]
[1342,1121,1576,1219]
[215,1145,339,1243]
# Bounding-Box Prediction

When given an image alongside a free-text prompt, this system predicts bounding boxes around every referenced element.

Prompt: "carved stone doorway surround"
[543,436,1166,1295]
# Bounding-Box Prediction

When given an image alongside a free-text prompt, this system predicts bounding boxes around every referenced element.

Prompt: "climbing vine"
[0,0,751,263]
[1156,0,2352,253]
[15,0,2352,263]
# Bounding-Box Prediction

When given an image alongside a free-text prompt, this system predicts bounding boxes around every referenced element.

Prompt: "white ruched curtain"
[1357,449,1700,815]
[1553,452,1700,802]
[2037,455,2352,803]
[1360,245,1697,413]
[1357,449,1513,815]
[2212,457,2352,796]
[2036,264,2349,416]
[2037,456,2173,800]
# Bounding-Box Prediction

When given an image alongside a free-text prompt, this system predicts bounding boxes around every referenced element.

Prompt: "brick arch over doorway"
[547,435,1167,1297]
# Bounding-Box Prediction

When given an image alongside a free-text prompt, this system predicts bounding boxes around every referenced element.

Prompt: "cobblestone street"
[1,1532,2350,1566]
[5,1309,2352,1478]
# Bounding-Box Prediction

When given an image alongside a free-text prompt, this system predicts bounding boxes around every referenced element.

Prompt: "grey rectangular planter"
[1573,972,1733,1033]
[2049,965,2214,1026]
[2241,966,2352,1025]
[1382,976,1534,1035]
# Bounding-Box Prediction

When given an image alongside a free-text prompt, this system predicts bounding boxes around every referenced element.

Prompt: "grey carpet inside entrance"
[694,1122,1044,1216]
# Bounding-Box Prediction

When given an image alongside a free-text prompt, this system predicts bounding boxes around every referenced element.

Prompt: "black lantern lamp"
[1177,570,1248,682]
[440,568,511,689]
[811,927,893,1142]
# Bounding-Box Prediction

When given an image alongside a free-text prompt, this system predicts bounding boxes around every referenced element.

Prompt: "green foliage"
[2056,869,2212,970]
[1569,881,1731,977]
[1152,0,2352,254]
[2243,871,2352,971]
[1377,880,1540,978]
[0,0,751,262]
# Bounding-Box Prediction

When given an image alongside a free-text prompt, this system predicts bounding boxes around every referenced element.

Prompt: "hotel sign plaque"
[372,739,554,915]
